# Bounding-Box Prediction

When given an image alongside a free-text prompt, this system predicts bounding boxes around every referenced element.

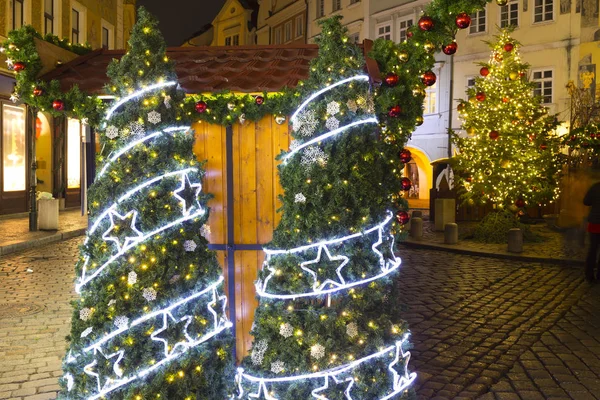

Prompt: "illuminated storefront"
[0,101,28,214]
[65,118,84,208]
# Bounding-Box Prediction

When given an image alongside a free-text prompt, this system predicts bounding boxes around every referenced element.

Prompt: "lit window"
[44,0,54,35]
[67,119,82,189]
[72,8,80,43]
[12,0,24,30]
[500,1,519,28]
[317,0,324,18]
[399,18,413,42]
[532,70,553,104]
[285,21,292,42]
[377,24,391,40]
[469,9,486,34]
[534,0,554,23]
[2,104,27,192]
[424,81,437,114]
[295,15,304,38]
[333,0,341,12]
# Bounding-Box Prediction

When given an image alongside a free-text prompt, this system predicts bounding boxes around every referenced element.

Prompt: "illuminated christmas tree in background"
[235,18,416,400]
[59,8,234,399]
[452,29,561,210]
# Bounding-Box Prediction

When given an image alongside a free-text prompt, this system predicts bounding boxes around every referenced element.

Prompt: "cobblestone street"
[0,239,599,399]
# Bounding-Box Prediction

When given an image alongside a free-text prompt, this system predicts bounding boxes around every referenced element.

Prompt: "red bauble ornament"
[255,96,264,105]
[406,30,414,39]
[399,149,412,164]
[570,135,577,141]
[52,99,65,111]
[12,61,26,72]
[388,105,402,118]
[480,67,490,77]
[400,177,412,191]
[519,71,525,78]
[502,97,509,103]
[396,211,410,225]
[476,92,486,102]
[455,13,472,29]
[494,53,503,62]
[457,103,466,113]
[421,71,437,86]
[32,87,44,97]
[504,42,514,52]
[489,130,500,140]
[591,133,597,139]
[195,100,208,113]
[418,16,435,31]
[385,72,399,87]
[466,177,473,183]
[515,198,526,208]
[540,143,548,150]
[442,42,458,55]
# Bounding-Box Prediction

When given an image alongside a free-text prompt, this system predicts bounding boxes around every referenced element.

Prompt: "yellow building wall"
[210,0,251,46]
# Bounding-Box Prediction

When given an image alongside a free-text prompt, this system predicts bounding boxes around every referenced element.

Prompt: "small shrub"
[472,210,544,244]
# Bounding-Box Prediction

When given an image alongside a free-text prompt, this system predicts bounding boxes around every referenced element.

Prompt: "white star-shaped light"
[208,287,229,329]
[326,101,340,116]
[63,373,74,392]
[102,210,144,252]
[147,110,161,124]
[312,375,354,400]
[249,381,278,399]
[105,125,119,139]
[150,312,194,357]
[388,337,413,392]
[173,173,203,216]
[300,245,349,292]
[371,228,401,272]
[184,240,197,252]
[5,58,13,67]
[83,348,126,393]
[81,327,93,338]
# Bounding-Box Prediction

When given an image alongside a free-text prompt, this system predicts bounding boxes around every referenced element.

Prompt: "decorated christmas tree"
[452,29,561,209]
[59,8,234,399]
[235,18,416,399]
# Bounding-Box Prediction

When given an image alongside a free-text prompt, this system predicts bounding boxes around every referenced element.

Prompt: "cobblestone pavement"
[0,210,87,247]
[1,239,599,399]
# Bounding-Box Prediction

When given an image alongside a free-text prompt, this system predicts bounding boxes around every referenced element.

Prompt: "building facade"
[0,0,135,215]
[256,0,307,45]
[307,0,370,43]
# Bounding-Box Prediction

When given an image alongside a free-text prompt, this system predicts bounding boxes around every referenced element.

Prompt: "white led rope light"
[97,125,189,178]
[105,81,177,121]
[236,334,416,400]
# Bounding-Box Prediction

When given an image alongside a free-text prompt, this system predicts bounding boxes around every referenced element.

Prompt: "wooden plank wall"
[192,116,290,361]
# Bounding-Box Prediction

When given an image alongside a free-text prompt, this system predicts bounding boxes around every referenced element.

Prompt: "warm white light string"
[105,81,177,121]
[236,334,417,400]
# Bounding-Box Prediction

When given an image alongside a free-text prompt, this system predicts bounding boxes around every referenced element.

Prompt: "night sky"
[137,0,227,46]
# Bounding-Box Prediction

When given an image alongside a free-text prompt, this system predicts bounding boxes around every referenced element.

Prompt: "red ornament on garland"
[442,42,458,55]
[396,211,410,225]
[502,97,510,103]
[421,71,437,86]
[455,13,472,29]
[195,100,208,113]
[255,95,264,105]
[52,99,65,111]
[406,30,414,39]
[32,87,44,97]
[489,130,500,140]
[388,105,402,118]
[399,149,412,164]
[591,133,597,139]
[476,92,486,102]
[504,42,514,52]
[385,72,399,87]
[12,61,26,72]
[418,16,435,31]
[400,177,412,191]
[494,53,503,62]
[515,198,526,208]
[480,67,490,77]
[540,143,548,150]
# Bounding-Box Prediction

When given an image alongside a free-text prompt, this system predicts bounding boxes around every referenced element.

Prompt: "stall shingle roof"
[41,45,321,94]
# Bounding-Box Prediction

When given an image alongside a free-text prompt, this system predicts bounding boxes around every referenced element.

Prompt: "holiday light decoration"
[60,8,233,398]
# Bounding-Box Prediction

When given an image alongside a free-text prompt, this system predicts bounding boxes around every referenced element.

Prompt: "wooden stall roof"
[41,41,381,95]
[41,44,321,94]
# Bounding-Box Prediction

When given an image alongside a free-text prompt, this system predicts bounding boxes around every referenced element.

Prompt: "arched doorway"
[403,146,433,209]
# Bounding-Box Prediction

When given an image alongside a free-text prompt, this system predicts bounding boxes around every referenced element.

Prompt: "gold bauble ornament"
[509,72,519,80]
[424,41,436,53]
[415,116,424,126]
[496,0,509,6]
[516,109,526,119]
[501,159,510,168]
[398,52,409,63]
[466,127,476,136]
[412,87,425,97]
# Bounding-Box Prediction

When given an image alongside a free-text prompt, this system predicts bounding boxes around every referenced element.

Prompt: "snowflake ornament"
[251,339,269,366]
[301,146,329,168]
[80,327,93,338]
[346,322,358,338]
[289,140,301,151]
[294,193,307,204]
[147,110,161,125]
[271,361,285,374]
[279,323,294,338]
[127,271,138,285]
[347,99,358,113]
[142,287,157,301]
[164,95,172,109]
[200,224,211,240]
[311,343,325,360]
[326,101,340,115]
[114,316,129,329]
[184,240,197,252]
[105,125,119,139]
[129,121,145,137]
[79,307,92,321]
[325,117,340,131]
[293,110,318,137]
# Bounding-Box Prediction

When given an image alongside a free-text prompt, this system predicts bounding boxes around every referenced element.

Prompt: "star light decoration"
[81,327,93,338]
[105,125,119,139]
[293,109,318,137]
[311,343,325,360]
[102,210,144,252]
[251,339,269,366]
[80,307,92,321]
[294,193,307,203]
[173,173,202,216]
[129,121,145,137]
[270,360,285,374]
[279,322,294,338]
[151,312,194,356]
[147,110,161,125]
[312,375,355,400]
[249,381,277,399]
[83,348,126,394]
[164,95,172,109]
[183,240,197,252]
[142,287,157,301]
[301,245,349,291]
[326,101,340,115]
[301,146,329,169]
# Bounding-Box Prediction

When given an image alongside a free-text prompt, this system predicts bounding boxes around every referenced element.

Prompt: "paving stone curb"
[0,228,86,257]
[401,239,585,267]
